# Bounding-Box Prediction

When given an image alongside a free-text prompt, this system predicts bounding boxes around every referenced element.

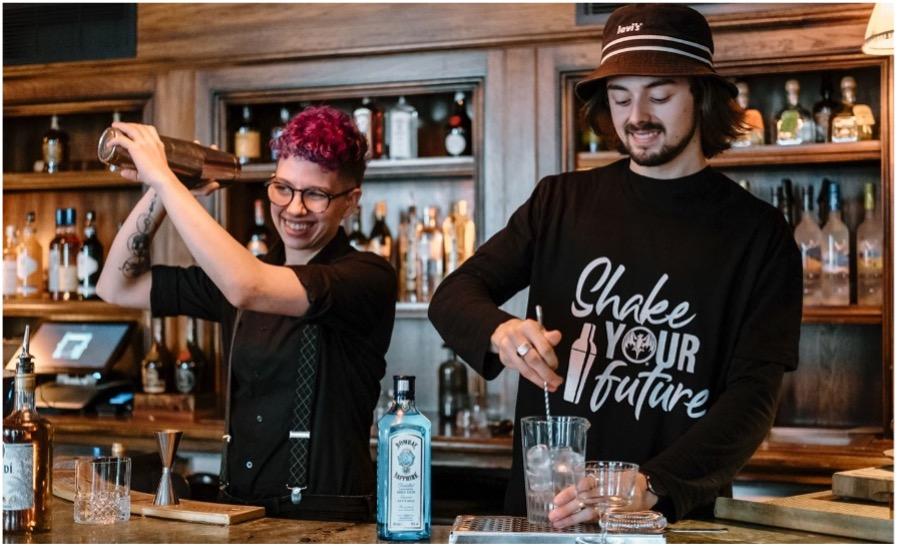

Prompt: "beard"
[621,119,697,167]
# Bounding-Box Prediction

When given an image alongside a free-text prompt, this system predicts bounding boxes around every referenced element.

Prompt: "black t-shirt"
[429,159,802,520]
[151,229,396,512]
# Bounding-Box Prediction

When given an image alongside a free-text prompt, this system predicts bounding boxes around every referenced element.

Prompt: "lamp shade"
[862,3,894,55]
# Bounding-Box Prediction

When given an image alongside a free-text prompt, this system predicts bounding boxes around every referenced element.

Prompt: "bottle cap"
[393,375,416,397]
[55,208,64,227]
[65,207,77,227]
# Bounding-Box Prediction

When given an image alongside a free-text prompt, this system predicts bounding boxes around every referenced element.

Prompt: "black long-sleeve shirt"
[151,229,396,518]
[429,159,802,521]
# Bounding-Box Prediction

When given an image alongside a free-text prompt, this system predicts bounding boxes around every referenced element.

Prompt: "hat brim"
[575,50,738,102]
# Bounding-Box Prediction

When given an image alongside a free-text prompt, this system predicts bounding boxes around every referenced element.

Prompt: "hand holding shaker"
[97,127,242,188]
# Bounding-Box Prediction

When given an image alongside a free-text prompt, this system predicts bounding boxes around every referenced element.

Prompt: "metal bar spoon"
[535,305,552,433]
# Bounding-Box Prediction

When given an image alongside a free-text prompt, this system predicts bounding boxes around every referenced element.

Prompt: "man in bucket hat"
[429,3,802,525]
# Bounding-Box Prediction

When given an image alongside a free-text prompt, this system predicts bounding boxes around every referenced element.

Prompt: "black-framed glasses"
[264,178,355,213]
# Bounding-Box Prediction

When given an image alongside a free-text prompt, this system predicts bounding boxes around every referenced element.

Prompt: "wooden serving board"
[53,469,264,525]
[832,466,893,503]
[714,490,893,543]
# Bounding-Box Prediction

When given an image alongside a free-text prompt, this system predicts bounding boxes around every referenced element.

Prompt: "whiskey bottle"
[856,182,883,306]
[16,212,43,300]
[42,115,68,173]
[377,375,431,540]
[47,209,64,298]
[175,317,205,394]
[3,326,53,533]
[387,96,418,160]
[444,91,472,156]
[774,79,815,145]
[354,97,385,159]
[142,318,173,394]
[3,225,19,299]
[56,208,81,301]
[832,76,876,143]
[794,185,824,305]
[732,80,765,147]
[442,200,476,275]
[821,181,850,305]
[246,199,271,258]
[368,201,393,263]
[270,106,291,161]
[347,206,369,251]
[77,210,104,300]
[812,75,840,143]
[417,207,444,302]
[235,105,261,165]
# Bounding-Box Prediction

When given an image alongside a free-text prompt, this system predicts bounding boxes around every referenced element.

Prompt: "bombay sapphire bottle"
[377,375,431,540]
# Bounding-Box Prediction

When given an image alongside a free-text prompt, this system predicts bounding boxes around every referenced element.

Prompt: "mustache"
[625,122,665,133]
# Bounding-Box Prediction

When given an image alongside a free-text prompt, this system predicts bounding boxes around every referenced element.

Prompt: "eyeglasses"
[264,178,355,213]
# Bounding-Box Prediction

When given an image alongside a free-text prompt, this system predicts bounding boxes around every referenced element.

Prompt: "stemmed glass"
[577,461,639,543]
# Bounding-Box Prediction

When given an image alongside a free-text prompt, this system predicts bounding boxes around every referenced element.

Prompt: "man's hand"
[490,317,563,391]
[547,472,659,529]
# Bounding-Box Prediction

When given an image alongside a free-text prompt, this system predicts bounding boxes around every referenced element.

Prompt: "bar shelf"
[801,305,882,325]
[3,299,146,321]
[3,170,134,191]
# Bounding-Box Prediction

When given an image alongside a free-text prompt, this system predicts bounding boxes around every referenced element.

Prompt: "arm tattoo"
[120,196,157,278]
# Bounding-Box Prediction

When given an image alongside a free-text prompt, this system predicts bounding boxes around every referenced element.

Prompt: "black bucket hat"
[575,4,738,101]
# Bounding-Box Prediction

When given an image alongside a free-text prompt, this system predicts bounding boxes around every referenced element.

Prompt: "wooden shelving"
[3,170,135,191]
[576,141,882,171]
[802,305,882,325]
[2,299,146,321]
[237,156,475,183]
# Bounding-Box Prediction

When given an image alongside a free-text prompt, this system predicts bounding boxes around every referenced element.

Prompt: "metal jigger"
[154,429,182,506]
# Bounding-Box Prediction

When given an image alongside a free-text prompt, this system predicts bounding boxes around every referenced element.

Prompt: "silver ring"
[516,343,532,357]
[577,501,586,512]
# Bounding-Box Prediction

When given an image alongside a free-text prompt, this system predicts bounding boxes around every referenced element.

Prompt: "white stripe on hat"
[601,45,713,66]
[603,34,712,56]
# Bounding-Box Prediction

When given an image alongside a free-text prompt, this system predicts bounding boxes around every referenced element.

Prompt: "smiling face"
[607,76,704,176]
[270,156,360,265]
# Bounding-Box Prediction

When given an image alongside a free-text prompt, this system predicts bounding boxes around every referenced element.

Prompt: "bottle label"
[43,140,63,166]
[390,112,413,159]
[77,252,99,281]
[175,367,196,394]
[3,442,35,510]
[445,130,466,156]
[142,366,166,394]
[59,264,78,292]
[235,131,261,160]
[3,259,17,296]
[48,248,60,293]
[388,431,424,531]
[16,253,38,294]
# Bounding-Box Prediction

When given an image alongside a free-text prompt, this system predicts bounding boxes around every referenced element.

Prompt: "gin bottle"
[732,80,765,147]
[821,181,850,305]
[387,96,418,160]
[794,185,824,305]
[856,182,883,306]
[377,375,431,541]
[775,79,815,145]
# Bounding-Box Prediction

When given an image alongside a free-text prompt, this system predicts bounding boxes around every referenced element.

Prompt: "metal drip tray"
[449,515,666,544]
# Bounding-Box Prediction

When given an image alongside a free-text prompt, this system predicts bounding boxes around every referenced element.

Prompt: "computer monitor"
[5,321,134,376]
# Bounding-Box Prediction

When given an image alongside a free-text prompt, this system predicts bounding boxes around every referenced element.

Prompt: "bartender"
[97,106,396,521]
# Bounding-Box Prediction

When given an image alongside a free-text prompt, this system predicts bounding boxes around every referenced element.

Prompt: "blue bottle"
[377,375,431,540]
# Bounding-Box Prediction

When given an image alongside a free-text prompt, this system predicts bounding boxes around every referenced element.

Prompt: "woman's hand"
[490,317,563,391]
[547,473,658,529]
[108,122,179,190]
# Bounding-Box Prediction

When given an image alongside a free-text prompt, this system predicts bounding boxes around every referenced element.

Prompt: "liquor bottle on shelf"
[175,317,205,395]
[142,318,173,394]
[832,76,876,143]
[817,178,833,227]
[779,179,795,227]
[55,208,81,302]
[47,209,64,299]
[417,207,444,302]
[769,186,781,213]
[732,80,765,147]
[794,185,824,306]
[16,212,43,300]
[246,199,271,258]
[438,345,469,431]
[354,97,385,160]
[856,182,883,306]
[77,210,103,300]
[42,114,68,173]
[442,200,476,275]
[812,75,840,143]
[387,96,418,160]
[3,326,53,533]
[399,206,421,302]
[347,206,369,251]
[368,201,393,263]
[235,105,261,165]
[270,106,291,161]
[581,127,601,152]
[821,181,850,305]
[774,79,815,146]
[444,91,472,157]
[737,180,751,192]
[376,375,431,541]
[3,225,19,299]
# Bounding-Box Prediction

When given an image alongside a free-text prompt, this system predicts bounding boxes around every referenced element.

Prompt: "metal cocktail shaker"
[97,127,242,188]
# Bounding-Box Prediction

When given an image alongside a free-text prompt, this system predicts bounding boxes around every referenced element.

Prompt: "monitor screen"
[5,321,133,375]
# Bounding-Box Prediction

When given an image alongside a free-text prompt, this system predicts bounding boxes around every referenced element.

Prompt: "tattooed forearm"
[120,196,158,278]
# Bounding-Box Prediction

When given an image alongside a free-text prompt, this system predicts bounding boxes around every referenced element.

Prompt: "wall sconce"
[862,3,894,55]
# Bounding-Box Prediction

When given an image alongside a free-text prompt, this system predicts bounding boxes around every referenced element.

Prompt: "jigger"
[154,429,182,506]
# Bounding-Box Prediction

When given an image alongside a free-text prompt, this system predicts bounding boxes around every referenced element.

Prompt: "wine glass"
[578,461,639,543]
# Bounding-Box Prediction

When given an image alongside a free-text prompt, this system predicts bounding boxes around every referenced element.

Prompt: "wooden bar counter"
[8,495,872,544]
